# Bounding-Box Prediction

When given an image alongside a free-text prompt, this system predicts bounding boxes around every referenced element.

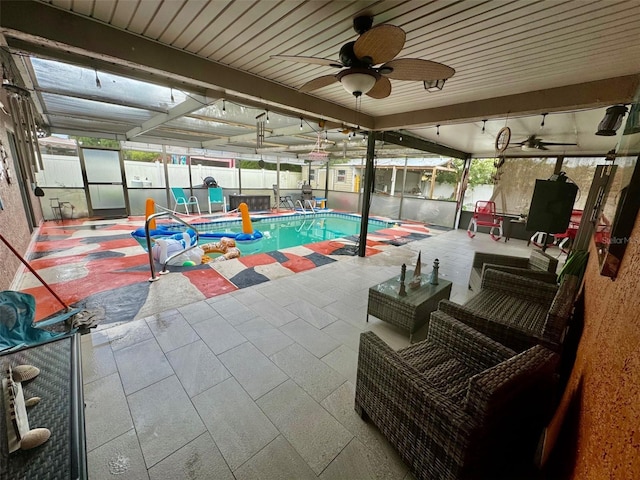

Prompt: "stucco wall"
[0,91,43,291]
[564,212,640,478]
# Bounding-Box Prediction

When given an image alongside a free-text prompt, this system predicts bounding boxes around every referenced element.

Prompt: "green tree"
[238,159,301,172]
[468,158,497,186]
[71,136,120,149]
[435,158,495,187]
[123,150,160,162]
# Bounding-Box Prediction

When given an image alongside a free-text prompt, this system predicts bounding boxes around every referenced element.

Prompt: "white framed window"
[336,169,346,182]
[309,169,316,182]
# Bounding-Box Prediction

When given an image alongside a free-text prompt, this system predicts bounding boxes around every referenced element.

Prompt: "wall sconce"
[423,79,446,92]
[596,105,628,136]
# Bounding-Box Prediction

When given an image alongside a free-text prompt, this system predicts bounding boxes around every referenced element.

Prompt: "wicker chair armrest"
[472,252,529,269]
[481,269,558,305]
[465,345,559,423]
[426,311,516,370]
[542,274,580,348]
[438,300,542,353]
[528,250,559,273]
[481,264,558,284]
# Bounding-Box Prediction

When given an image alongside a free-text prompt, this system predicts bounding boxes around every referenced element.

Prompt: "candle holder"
[399,263,407,297]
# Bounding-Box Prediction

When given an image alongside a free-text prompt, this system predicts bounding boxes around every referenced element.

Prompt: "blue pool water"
[171,213,391,255]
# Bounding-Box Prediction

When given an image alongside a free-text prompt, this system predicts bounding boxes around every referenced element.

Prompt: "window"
[309,169,316,182]
[337,169,346,182]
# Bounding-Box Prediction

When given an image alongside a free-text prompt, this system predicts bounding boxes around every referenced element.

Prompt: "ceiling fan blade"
[516,135,537,145]
[380,58,455,81]
[271,55,343,68]
[353,24,406,65]
[299,75,339,92]
[366,76,392,99]
[538,145,549,151]
[540,141,578,146]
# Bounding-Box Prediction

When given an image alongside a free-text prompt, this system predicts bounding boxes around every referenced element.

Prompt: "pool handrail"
[144,205,200,282]
[296,199,317,215]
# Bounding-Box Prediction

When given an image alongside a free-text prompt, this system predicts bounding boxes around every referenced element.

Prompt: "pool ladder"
[296,199,317,215]
[144,206,200,282]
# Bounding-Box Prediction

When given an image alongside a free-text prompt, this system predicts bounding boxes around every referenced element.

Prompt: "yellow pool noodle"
[239,202,253,234]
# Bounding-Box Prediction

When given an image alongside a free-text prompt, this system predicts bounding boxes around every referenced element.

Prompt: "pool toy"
[202,237,241,262]
[145,198,156,230]
[152,230,204,266]
[235,202,264,242]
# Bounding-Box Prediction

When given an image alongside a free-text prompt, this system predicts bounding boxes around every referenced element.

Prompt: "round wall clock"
[495,126,511,153]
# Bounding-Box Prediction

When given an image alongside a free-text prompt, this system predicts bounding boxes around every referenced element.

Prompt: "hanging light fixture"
[336,69,378,97]
[436,124,440,136]
[423,79,446,92]
[94,69,101,88]
[596,105,628,136]
[222,99,226,115]
[170,87,175,103]
[540,113,548,127]
[300,117,303,130]
[481,119,487,133]
[266,110,270,123]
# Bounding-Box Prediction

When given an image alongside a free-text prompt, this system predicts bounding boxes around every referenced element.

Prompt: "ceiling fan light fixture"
[596,105,628,136]
[423,79,446,92]
[337,69,378,97]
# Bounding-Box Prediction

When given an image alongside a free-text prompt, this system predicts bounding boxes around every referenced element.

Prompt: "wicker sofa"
[355,311,559,480]
[468,249,558,293]
[442,269,579,353]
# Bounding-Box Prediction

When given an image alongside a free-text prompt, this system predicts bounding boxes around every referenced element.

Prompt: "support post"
[325,161,330,200]
[358,131,376,257]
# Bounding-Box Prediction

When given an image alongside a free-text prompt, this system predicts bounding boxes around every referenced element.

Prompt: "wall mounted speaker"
[526,179,579,233]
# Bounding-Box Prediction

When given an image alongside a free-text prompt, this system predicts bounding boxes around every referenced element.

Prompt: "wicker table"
[367,272,452,342]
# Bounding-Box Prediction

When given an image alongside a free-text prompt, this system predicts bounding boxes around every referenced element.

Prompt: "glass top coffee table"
[367,271,452,342]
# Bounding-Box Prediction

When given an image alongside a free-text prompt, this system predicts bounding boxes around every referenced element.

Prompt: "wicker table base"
[367,272,452,342]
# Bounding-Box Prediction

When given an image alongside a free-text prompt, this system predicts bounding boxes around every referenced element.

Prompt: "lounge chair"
[207,187,227,214]
[355,311,559,480]
[273,184,295,209]
[171,187,201,215]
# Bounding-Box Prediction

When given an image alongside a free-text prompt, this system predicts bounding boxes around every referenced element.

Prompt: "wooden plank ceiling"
[1,0,639,157]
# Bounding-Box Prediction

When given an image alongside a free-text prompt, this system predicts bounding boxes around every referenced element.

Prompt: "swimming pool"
[171,213,391,254]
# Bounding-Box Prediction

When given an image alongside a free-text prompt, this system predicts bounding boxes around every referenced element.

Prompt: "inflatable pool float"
[202,237,241,262]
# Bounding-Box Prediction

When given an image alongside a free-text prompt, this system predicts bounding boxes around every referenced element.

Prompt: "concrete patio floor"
[76,227,549,479]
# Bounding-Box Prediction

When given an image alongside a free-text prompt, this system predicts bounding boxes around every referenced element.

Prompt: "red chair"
[467,201,503,241]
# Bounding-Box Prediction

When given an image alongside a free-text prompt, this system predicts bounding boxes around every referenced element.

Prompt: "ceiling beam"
[375,75,640,130]
[203,124,321,148]
[125,93,218,140]
[373,131,470,160]
[0,1,373,129]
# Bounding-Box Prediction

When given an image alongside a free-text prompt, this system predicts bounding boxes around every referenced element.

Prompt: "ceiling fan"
[516,134,578,151]
[271,16,455,99]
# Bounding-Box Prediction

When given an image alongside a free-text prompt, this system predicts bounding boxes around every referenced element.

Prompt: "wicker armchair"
[469,249,558,293]
[355,311,559,480]
[443,269,579,353]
